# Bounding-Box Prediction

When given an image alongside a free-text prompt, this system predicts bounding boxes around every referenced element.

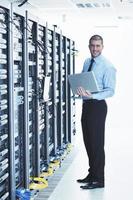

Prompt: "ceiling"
[29,0,133,21]
[29,0,133,18]
[8,0,133,10]
[7,0,133,21]
[28,0,133,9]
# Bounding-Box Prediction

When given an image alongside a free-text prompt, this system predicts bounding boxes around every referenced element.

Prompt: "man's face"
[89,39,104,58]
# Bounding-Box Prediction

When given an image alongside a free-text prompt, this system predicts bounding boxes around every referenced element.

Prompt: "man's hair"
[89,35,103,45]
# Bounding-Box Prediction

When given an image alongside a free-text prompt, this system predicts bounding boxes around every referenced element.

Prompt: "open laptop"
[68,71,100,95]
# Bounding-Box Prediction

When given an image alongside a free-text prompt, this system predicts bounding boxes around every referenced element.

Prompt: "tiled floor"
[48,102,133,200]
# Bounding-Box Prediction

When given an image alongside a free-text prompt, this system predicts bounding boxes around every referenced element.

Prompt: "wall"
[36,8,133,137]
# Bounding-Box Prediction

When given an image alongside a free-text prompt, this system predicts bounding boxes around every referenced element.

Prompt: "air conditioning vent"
[71,0,112,9]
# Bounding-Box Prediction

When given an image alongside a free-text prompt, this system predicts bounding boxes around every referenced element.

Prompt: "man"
[76,35,116,189]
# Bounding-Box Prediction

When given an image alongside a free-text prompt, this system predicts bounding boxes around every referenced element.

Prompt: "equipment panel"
[0,4,76,200]
[0,6,9,200]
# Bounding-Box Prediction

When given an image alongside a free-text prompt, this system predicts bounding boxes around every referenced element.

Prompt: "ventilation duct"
[71,0,112,8]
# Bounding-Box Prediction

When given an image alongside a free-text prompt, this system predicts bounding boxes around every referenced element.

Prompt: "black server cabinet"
[44,26,55,162]
[61,36,68,145]
[10,7,28,199]
[57,36,76,148]
[12,12,25,190]
[57,31,63,149]
[68,40,76,142]
[53,27,62,155]
[63,37,70,144]
[37,21,47,176]
[25,12,40,184]
[0,6,10,200]
[0,3,76,200]
[27,17,37,180]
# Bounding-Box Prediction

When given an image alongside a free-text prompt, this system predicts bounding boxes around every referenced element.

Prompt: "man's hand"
[76,87,93,98]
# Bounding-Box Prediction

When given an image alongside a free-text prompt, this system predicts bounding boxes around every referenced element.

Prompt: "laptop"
[68,71,100,95]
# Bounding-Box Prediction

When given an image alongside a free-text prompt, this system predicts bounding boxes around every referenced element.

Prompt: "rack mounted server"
[0,3,76,200]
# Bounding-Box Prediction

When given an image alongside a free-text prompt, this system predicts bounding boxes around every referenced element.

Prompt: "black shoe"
[77,175,91,183]
[80,181,104,189]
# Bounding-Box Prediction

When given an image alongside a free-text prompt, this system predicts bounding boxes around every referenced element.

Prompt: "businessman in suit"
[76,35,116,189]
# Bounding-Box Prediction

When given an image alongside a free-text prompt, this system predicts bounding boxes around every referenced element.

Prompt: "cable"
[29,177,48,190]
[0,8,24,37]
[18,0,28,7]
[16,188,31,200]
[1,8,49,55]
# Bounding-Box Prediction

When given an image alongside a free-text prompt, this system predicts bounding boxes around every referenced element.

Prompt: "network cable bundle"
[0,2,76,200]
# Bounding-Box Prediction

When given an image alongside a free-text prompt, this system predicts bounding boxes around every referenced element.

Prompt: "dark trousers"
[81,99,107,183]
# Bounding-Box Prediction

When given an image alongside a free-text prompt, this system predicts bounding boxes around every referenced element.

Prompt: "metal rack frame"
[0,3,76,200]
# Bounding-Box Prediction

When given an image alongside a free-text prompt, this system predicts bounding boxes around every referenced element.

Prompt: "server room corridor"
[1,1,133,200]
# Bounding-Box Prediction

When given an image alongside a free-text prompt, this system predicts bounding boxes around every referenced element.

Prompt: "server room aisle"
[48,102,133,200]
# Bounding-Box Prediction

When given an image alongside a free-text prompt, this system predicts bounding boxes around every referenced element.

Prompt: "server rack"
[0,3,76,200]
[44,25,54,163]
[53,27,60,156]
[25,12,44,183]
[37,20,47,176]
[68,40,76,143]
[0,6,10,200]
[62,37,68,144]
[57,31,63,149]
[12,10,25,192]
[60,36,68,145]
[9,6,29,198]
[44,25,60,163]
